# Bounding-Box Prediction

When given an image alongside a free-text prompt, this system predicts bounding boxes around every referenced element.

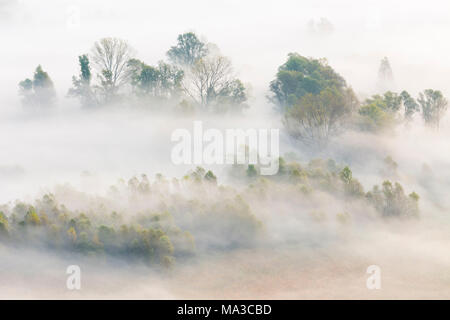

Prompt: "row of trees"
[270,54,448,148]
[18,38,448,148]
[19,33,248,113]
[231,157,420,218]
[0,191,197,268]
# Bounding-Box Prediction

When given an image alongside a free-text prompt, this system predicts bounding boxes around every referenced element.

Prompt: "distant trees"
[307,18,334,36]
[366,181,419,218]
[128,59,184,101]
[17,36,449,132]
[377,57,394,93]
[91,37,135,103]
[19,65,56,108]
[66,33,247,112]
[418,89,448,130]
[167,32,208,67]
[358,89,448,131]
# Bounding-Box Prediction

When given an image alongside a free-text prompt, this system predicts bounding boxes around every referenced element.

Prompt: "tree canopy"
[167,32,208,67]
[19,65,56,108]
[269,53,347,111]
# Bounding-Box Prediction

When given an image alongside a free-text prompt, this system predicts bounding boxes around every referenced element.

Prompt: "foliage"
[68,55,96,108]
[19,65,56,108]
[400,90,419,121]
[167,32,208,67]
[269,53,347,111]
[366,181,419,218]
[358,91,401,131]
[128,59,184,101]
[283,87,356,147]
[418,89,448,130]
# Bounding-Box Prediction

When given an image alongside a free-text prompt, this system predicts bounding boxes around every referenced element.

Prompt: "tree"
[24,207,41,226]
[283,87,356,148]
[400,90,419,121]
[339,166,364,197]
[167,32,208,67]
[128,59,184,100]
[307,17,334,36]
[19,65,56,108]
[377,57,394,92]
[269,53,347,111]
[366,181,419,218]
[358,91,402,131]
[68,55,96,108]
[246,165,258,177]
[67,226,77,243]
[417,89,448,130]
[91,37,135,103]
[204,170,217,184]
[182,55,248,111]
[0,212,9,237]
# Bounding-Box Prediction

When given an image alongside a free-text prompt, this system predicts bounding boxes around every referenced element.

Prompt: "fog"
[1,0,450,299]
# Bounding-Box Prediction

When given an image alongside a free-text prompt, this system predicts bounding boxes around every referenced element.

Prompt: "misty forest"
[1,1,450,299]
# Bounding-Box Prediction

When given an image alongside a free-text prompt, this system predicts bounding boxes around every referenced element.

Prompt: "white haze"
[0,0,450,299]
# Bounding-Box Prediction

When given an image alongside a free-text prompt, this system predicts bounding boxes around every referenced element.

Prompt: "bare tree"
[182,55,246,111]
[91,37,135,102]
[283,87,357,148]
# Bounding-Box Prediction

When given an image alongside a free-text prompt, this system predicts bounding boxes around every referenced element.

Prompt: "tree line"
[19,32,248,113]
[270,53,448,148]
[18,33,448,149]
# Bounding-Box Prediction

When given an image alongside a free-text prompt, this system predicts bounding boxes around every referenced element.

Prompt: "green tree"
[68,55,96,108]
[338,166,364,197]
[167,32,208,66]
[418,89,448,130]
[367,180,419,218]
[340,166,352,184]
[0,212,9,236]
[246,164,258,177]
[128,59,184,100]
[358,91,402,131]
[400,90,419,121]
[269,53,347,111]
[19,65,56,108]
[204,170,217,184]
[24,207,41,226]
